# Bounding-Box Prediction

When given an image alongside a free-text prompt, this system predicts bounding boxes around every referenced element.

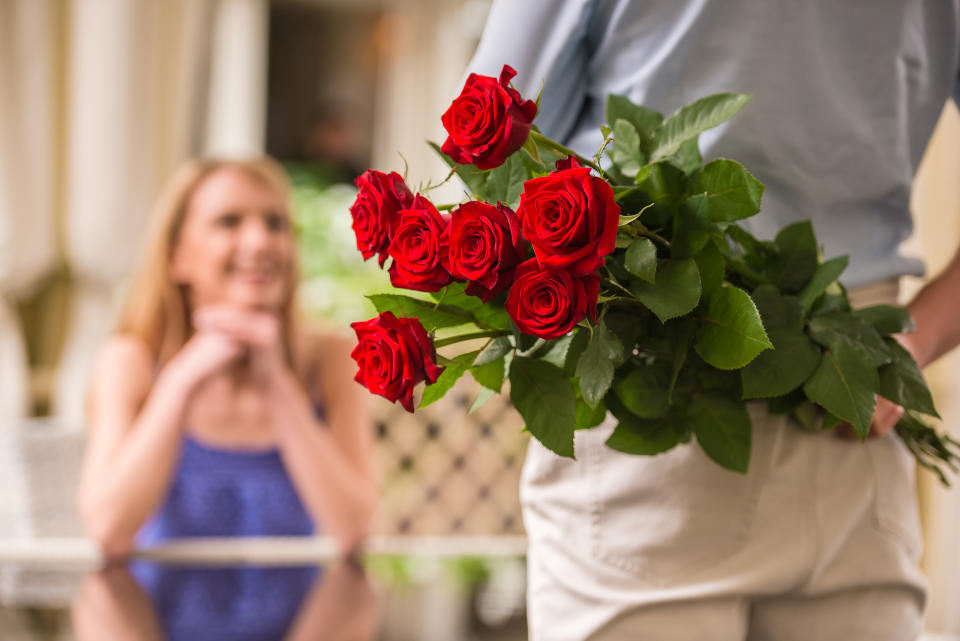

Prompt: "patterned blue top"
[137,435,315,545]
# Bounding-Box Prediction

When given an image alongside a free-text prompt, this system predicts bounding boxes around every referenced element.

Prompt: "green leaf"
[429,141,487,195]
[605,396,688,455]
[430,282,512,330]
[618,202,654,226]
[668,318,696,401]
[741,329,822,398]
[695,158,764,222]
[468,386,496,413]
[694,286,773,370]
[624,237,657,283]
[614,367,669,419]
[421,351,478,408]
[797,256,849,310]
[521,134,543,166]
[575,396,607,430]
[604,310,644,357]
[471,358,505,392]
[630,258,702,323]
[367,293,478,331]
[773,221,818,292]
[484,154,529,208]
[575,321,625,408]
[636,162,687,226]
[611,119,644,176]
[690,392,752,473]
[563,328,591,376]
[510,356,577,458]
[649,93,752,163]
[854,305,916,336]
[539,333,575,369]
[666,137,702,175]
[473,336,513,366]
[672,193,712,258]
[803,342,878,439]
[751,285,806,332]
[808,313,893,367]
[878,338,939,417]
[694,239,726,295]
[606,94,663,149]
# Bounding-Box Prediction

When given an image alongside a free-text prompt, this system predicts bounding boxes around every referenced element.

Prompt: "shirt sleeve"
[465,0,598,143]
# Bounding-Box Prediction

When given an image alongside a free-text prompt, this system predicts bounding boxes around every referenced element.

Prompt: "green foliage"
[648,93,752,163]
[878,339,939,417]
[509,357,576,458]
[803,342,878,439]
[694,285,773,370]
[625,238,658,282]
[695,159,764,222]
[357,91,952,482]
[368,294,480,331]
[421,351,478,408]
[575,320,625,408]
[630,259,702,322]
[690,392,752,473]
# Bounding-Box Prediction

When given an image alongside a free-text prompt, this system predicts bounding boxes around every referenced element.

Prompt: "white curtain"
[54,0,268,421]
[0,0,60,420]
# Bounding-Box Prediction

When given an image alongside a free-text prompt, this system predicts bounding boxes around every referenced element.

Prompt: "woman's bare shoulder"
[91,334,155,400]
[298,324,355,398]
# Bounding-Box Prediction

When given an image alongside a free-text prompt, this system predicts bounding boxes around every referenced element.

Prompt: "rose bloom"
[350,169,414,266]
[517,157,620,276]
[350,311,445,412]
[441,65,537,170]
[505,259,600,340]
[444,201,527,302]
[388,194,454,292]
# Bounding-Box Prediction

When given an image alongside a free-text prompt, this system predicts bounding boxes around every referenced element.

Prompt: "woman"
[77,157,377,559]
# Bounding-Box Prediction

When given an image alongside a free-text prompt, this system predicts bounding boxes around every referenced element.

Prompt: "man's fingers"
[872,399,904,437]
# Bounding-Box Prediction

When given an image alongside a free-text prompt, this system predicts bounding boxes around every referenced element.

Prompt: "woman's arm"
[268,332,378,554]
[77,332,242,557]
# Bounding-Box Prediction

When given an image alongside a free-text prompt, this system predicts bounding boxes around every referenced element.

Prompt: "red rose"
[441,65,537,170]
[516,164,620,277]
[350,311,445,412]
[554,155,583,171]
[444,201,528,302]
[388,194,454,292]
[350,170,414,266]
[505,259,600,340]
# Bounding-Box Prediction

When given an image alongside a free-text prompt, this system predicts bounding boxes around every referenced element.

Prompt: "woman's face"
[171,167,295,312]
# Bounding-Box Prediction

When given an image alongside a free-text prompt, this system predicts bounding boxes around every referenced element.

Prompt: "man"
[466,1,960,639]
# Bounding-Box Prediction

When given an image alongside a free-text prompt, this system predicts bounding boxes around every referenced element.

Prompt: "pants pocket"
[866,435,923,560]
[586,406,773,587]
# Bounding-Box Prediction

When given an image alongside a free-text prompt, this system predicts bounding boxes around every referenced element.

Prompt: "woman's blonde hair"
[116,156,303,371]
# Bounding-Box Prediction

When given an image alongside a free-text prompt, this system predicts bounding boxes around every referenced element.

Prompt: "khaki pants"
[521,279,927,640]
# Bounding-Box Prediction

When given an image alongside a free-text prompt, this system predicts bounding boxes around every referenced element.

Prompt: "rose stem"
[528,130,606,176]
[433,330,511,348]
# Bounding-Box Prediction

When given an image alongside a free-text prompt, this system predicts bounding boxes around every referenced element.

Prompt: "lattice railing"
[371,377,528,536]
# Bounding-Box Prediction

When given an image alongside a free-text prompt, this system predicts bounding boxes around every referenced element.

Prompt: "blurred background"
[0,0,959,639]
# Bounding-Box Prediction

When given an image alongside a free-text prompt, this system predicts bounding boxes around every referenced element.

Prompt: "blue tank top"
[137,435,315,545]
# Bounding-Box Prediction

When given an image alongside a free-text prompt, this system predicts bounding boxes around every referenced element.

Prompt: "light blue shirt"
[467,0,960,287]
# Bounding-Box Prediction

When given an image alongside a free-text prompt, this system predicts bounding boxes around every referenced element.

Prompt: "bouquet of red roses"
[347,65,959,482]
